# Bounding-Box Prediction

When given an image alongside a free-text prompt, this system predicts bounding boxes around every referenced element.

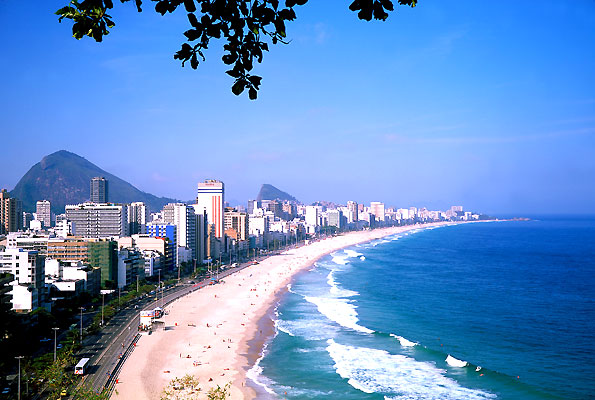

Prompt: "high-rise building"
[196,180,225,238]
[247,199,261,215]
[190,206,208,263]
[23,212,33,230]
[90,177,108,203]
[224,210,249,241]
[327,209,344,229]
[282,202,296,220]
[162,203,197,263]
[305,206,319,227]
[0,189,23,234]
[65,203,128,238]
[347,201,358,223]
[370,202,386,222]
[36,200,52,228]
[127,202,149,235]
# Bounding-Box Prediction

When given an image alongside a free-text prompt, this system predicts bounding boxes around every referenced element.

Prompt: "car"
[57,344,63,349]
[1,388,10,395]
[60,389,67,397]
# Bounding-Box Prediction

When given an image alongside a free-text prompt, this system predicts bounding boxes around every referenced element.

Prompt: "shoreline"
[112,221,467,399]
[239,222,465,399]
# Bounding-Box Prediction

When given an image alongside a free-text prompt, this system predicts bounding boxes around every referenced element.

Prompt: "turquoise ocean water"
[249,218,595,399]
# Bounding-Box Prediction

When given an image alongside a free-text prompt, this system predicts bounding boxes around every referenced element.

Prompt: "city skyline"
[1,1,594,215]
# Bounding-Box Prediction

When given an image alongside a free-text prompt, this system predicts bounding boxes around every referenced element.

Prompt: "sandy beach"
[112,222,457,399]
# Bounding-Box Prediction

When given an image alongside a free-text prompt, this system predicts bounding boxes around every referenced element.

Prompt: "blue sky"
[1,1,594,214]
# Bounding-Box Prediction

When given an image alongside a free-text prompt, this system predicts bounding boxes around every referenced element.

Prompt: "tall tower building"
[196,180,225,238]
[347,201,358,223]
[162,203,197,262]
[370,202,385,222]
[36,200,52,228]
[127,202,149,234]
[0,189,23,234]
[90,177,108,203]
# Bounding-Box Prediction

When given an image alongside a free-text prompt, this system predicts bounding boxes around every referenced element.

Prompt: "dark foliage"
[56,0,417,99]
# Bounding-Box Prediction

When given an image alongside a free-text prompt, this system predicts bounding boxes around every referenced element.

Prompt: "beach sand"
[112,222,456,399]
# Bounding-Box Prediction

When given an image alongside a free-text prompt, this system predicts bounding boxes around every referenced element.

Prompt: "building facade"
[87,240,119,289]
[0,189,23,234]
[0,248,45,311]
[162,203,197,263]
[196,180,224,238]
[224,210,249,241]
[65,203,128,238]
[127,202,149,235]
[90,177,108,203]
[145,224,176,271]
[36,200,52,228]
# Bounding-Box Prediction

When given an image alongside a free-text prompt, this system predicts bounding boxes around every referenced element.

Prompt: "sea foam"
[327,270,359,298]
[327,340,496,400]
[246,341,278,396]
[445,355,468,368]
[390,333,418,347]
[305,296,374,334]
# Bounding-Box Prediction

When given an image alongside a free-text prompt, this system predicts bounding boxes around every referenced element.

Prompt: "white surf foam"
[344,249,363,258]
[446,355,468,368]
[360,256,366,261]
[275,319,296,337]
[327,340,496,400]
[327,270,359,297]
[275,318,339,341]
[331,252,349,265]
[304,296,374,334]
[246,341,278,396]
[389,333,418,347]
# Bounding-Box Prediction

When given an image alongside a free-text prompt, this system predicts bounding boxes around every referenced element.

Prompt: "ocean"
[249,218,595,399]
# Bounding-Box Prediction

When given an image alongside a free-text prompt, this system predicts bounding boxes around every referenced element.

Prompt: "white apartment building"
[65,202,128,238]
[128,202,149,235]
[0,248,44,311]
[370,202,386,222]
[347,201,358,223]
[249,215,269,237]
[162,203,197,263]
[36,200,52,228]
[196,180,225,238]
[7,232,50,256]
[305,206,320,227]
[224,211,249,241]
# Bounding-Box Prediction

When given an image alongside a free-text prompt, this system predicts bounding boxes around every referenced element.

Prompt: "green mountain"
[256,184,297,202]
[10,150,179,214]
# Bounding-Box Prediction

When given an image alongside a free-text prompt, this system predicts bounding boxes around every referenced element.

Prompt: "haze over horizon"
[1,1,594,215]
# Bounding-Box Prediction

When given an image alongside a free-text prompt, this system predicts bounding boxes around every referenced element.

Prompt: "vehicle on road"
[74,358,90,375]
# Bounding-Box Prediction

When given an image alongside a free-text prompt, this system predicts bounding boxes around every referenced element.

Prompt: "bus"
[74,358,90,375]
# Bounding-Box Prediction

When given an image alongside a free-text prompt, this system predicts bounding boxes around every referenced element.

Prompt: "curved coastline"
[112,221,467,399]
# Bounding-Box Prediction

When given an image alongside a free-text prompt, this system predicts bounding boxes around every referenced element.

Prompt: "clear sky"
[1,1,594,215]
